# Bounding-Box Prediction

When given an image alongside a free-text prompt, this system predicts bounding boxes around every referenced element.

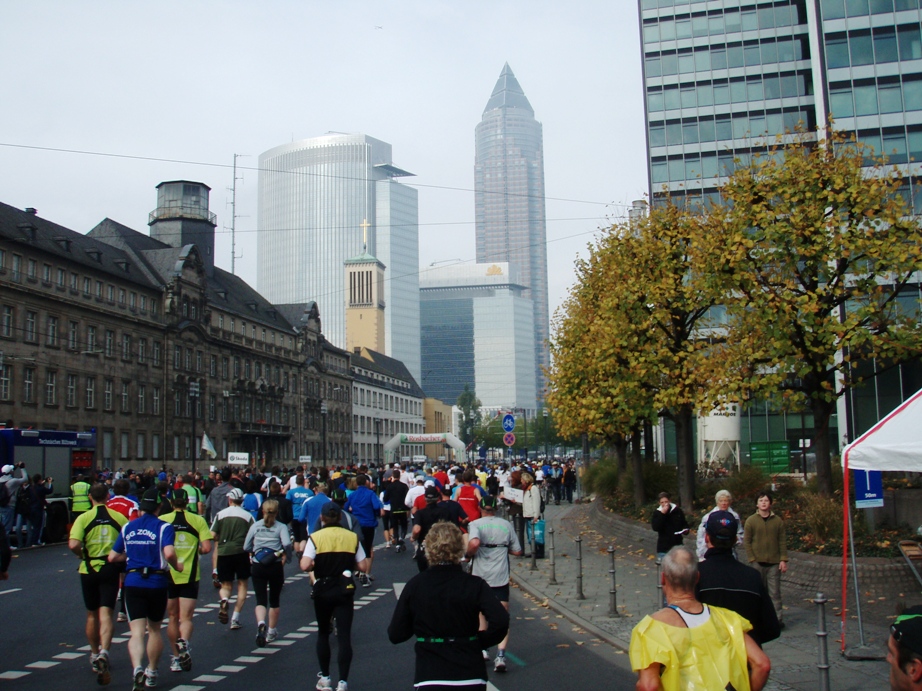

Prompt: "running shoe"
[132,668,145,691]
[95,650,111,686]
[90,653,100,673]
[117,611,128,623]
[336,682,348,691]
[218,599,229,624]
[230,619,242,630]
[144,667,158,688]
[256,622,267,647]
[482,649,490,661]
[316,673,332,690]
[176,637,191,671]
[494,656,507,673]
[169,657,182,673]
[266,629,278,643]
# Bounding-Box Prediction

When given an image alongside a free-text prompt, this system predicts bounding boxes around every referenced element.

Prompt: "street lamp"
[543,408,549,460]
[321,402,328,468]
[374,417,382,466]
[189,381,200,473]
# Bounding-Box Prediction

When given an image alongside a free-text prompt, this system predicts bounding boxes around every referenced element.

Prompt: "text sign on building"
[854,470,884,509]
[503,432,516,447]
[228,452,249,466]
[299,456,312,464]
[502,414,516,433]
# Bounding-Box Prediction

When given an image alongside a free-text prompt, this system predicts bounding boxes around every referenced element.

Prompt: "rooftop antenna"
[226,153,248,275]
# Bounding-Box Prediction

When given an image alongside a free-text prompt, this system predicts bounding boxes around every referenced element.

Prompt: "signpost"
[503,432,516,447]
[502,414,516,433]
[854,470,884,509]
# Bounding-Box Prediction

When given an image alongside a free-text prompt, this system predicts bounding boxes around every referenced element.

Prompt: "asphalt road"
[1,537,637,690]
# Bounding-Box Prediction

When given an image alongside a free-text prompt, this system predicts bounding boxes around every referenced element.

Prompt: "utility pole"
[228,154,246,275]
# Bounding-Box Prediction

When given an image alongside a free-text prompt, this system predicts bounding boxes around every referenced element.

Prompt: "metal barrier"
[814,592,831,691]
[575,535,585,600]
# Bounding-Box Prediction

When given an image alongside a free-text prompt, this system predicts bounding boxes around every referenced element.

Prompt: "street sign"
[228,452,249,465]
[503,432,516,447]
[854,469,884,509]
[502,414,516,433]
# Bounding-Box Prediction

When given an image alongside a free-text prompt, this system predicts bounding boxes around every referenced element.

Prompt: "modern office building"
[638,0,922,456]
[475,64,550,400]
[257,133,421,380]
[419,262,537,413]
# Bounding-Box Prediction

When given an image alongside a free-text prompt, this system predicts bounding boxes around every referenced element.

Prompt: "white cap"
[424,480,435,488]
[1,465,13,475]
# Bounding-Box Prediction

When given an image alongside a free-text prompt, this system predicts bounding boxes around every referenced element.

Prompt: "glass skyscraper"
[639,0,922,452]
[475,64,550,401]
[257,133,421,380]
[420,262,537,412]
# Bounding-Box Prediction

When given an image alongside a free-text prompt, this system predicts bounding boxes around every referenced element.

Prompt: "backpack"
[0,481,10,508]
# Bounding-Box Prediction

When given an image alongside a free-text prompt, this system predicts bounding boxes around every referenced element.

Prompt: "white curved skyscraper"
[257,133,420,380]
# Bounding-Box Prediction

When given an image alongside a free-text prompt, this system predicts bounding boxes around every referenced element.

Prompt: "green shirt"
[69,505,128,574]
[183,485,204,515]
[71,481,92,513]
[161,510,212,584]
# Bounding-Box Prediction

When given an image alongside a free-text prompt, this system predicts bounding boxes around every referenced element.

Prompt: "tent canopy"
[846,386,922,472]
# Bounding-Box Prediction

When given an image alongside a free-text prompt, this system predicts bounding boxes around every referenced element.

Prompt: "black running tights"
[314,594,354,681]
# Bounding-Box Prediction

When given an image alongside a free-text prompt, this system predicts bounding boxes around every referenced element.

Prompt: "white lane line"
[0,588,23,595]
[270,639,295,646]
[25,662,59,669]
[250,648,279,655]
[214,665,246,673]
[171,686,206,691]
[284,632,309,639]
[488,684,501,691]
[234,656,262,663]
[192,674,226,682]
[299,626,318,632]
[111,637,128,643]
[53,653,84,660]
[194,607,211,613]
[394,582,406,599]
[0,671,30,679]
[78,645,92,652]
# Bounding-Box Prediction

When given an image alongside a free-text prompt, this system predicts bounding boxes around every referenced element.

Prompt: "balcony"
[228,421,291,437]
[148,205,217,225]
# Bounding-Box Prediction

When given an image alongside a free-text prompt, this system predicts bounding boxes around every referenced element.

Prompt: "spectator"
[744,491,788,629]
[696,489,743,559]
[651,491,689,559]
[25,473,53,547]
[888,605,922,690]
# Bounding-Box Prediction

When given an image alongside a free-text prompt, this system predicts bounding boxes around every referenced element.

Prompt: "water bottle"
[343,570,352,578]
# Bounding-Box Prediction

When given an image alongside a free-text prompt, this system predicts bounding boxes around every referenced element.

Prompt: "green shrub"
[799,492,842,543]
[642,462,680,505]
[582,456,620,496]
[725,466,769,503]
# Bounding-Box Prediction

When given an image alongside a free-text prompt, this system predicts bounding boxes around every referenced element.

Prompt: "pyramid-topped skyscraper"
[475,64,548,406]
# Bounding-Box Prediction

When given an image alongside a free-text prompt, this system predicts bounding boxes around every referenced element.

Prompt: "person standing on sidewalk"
[651,491,689,559]
[630,546,770,691]
[521,473,541,554]
[696,489,743,559]
[161,488,213,674]
[466,495,522,673]
[210,487,254,630]
[697,510,780,646]
[744,491,788,628]
[887,605,922,690]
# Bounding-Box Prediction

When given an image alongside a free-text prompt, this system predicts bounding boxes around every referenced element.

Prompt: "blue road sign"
[502,414,516,433]
[854,469,884,509]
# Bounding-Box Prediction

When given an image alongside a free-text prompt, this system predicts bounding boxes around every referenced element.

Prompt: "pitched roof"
[351,347,425,398]
[483,62,534,115]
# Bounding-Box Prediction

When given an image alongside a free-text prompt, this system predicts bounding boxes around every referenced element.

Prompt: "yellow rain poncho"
[629,605,754,690]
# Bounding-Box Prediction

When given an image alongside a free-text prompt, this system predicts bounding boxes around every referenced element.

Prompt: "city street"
[1,536,637,690]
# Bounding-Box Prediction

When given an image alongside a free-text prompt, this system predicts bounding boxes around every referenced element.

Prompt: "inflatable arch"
[382,432,466,464]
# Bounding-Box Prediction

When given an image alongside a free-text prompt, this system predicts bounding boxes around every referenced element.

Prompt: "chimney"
[24,207,37,215]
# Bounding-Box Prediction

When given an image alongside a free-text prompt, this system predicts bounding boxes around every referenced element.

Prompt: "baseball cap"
[321,502,342,519]
[705,510,738,545]
[480,495,498,510]
[171,488,188,503]
[227,487,244,502]
[139,487,160,513]
[424,486,440,501]
[1,465,13,475]
[892,606,922,655]
[330,488,347,504]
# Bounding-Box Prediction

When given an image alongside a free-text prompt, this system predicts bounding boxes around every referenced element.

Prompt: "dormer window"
[86,249,102,262]
[54,236,72,252]
[115,260,130,273]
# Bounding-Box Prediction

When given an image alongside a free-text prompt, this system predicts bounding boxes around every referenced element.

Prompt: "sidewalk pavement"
[509,499,891,691]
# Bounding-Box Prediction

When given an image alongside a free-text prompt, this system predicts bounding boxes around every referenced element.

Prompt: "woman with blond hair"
[244,498,292,647]
[388,522,509,690]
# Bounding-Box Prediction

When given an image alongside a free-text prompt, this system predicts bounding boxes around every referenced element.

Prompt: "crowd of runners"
[59,456,580,690]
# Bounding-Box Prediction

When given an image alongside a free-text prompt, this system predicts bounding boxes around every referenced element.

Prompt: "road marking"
[171,686,206,691]
[0,588,22,596]
[284,632,309,639]
[270,639,295,646]
[53,653,84,660]
[234,656,262,663]
[487,684,501,691]
[25,661,59,669]
[0,672,30,679]
[250,648,278,654]
[192,675,226,682]
[194,607,211,613]
[394,582,406,598]
[214,665,246,673]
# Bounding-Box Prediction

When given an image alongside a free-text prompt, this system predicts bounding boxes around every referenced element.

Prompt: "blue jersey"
[300,493,331,534]
[286,486,314,516]
[343,486,383,528]
[113,513,175,589]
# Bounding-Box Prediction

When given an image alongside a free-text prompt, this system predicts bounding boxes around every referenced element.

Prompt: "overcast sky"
[0,2,648,329]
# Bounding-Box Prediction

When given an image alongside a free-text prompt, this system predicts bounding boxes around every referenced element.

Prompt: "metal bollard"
[608,545,619,617]
[575,535,585,600]
[656,557,664,608]
[530,523,538,571]
[513,514,525,557]
[548,526,558,585]
[814,592,830,691]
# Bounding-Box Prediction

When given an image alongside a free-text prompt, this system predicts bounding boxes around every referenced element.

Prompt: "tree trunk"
[644,420,655,463]
[614,435,628,473]
[811,396,836,498]
[674,405,696,510]
[581,433,590,469]
[631,428,645,508]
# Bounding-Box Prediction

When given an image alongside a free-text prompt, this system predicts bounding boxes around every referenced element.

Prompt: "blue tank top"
[114,513,175,589]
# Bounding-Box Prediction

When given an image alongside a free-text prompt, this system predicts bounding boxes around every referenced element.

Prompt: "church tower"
[345,221,386,354]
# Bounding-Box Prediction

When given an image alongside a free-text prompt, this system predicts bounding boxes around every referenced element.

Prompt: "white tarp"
[846,386,922,471]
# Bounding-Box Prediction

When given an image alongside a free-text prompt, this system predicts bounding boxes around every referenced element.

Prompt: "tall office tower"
[258,133,421,380]
[475,64,550,400]
[639,0,922,207]
[419,262,537,413]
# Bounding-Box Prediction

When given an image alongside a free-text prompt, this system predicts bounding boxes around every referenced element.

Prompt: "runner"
[244,498,292,647]
[300,501,368,691]
[106,478,139,623]
[69,483,128,686]
[160,488,213,673]
[382,470,409,553]
[466,495,523,672]
[210,487,254,631]
[107,487,183,691]
[286,474,314,557]
[343,474,383,586]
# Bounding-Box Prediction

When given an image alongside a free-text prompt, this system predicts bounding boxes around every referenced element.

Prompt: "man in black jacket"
[696,510,781,646]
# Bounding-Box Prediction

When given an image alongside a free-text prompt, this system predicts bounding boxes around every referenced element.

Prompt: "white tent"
[841,385,922,653]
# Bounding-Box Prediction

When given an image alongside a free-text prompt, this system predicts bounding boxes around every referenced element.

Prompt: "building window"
[105,329,114,357]
[1,306,12,338]
[136,433,145,459]
[86,377,96,409]
[11,255,22,281]
[209,394,216,421]
[83,277,90,294]
[230,318,235,332]
[0,365,10,400]
[118,288,126,305]
[152,341,162,366]
[121,381,130,412]
[152,433,160,459]
[96,280,103,298]
[174,390,182,417]
[140,295,147,312]
[152,387,161,415]
[122,334,131,360]
[222,357,229,379]
[130,292,137,309]
[66,374,77,407]
[45,370,56,405]
[56,268,65,287]
[196,350,203,372]
[245,359,251,379]
[25,311,37,342]
[23,367,34,403]
[138,384,146,414]
[121,432,129,460]
[210,355,217,377]
[219,314,224,330]
[221,399,227,422]
[174,345,182,369]
[42,264,51,283]
[104,379,113,410]
[185,348,192,371]
[234,357,240,378]
[46,316,58,346]
[138,338,146,364]
[27,259,36,279]
[87,325,97,352]
[107,285,114,302]
[69,321,78,350]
